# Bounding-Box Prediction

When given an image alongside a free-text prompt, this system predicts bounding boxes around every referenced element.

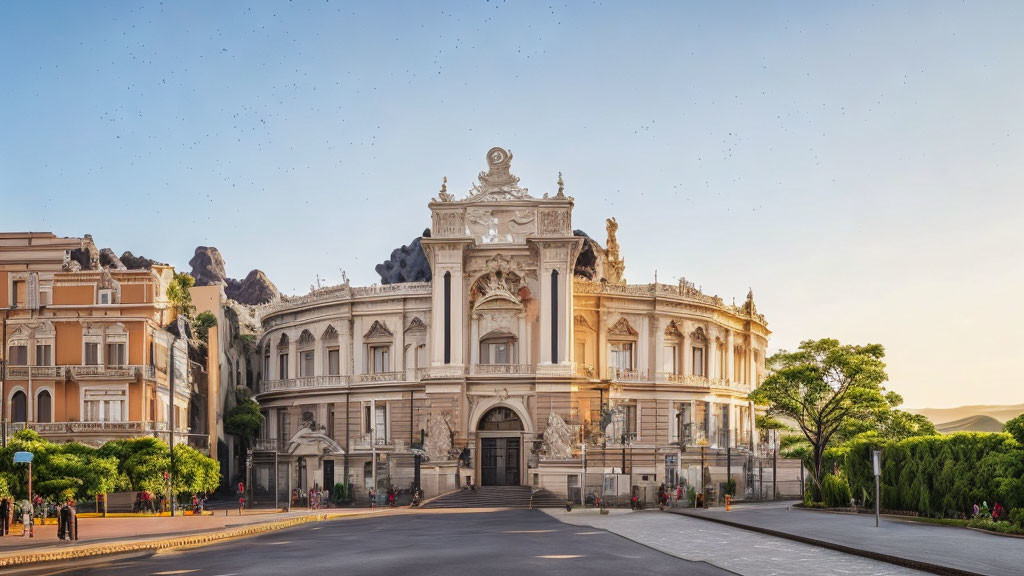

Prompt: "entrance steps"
[422,486,532,509]
[528,489,565,508]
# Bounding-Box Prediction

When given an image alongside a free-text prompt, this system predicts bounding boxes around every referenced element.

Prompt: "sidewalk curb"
[0,511,374,569]
[665,509,986,576]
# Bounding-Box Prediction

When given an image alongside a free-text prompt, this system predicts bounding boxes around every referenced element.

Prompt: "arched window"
[479,331,517,365]
[277,334,290,379]
[11,391,27,423]
[322,326,340,376]
[36,390,52,423]
[297,330,315,377]
[478,406,524,431]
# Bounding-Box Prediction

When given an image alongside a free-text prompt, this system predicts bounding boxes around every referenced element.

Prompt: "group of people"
[132,490,158,513]
[367,487,404,508]
[974,501,1008,522]
[0,495,78,540]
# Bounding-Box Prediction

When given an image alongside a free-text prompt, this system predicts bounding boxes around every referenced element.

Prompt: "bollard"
[725,494,732,512]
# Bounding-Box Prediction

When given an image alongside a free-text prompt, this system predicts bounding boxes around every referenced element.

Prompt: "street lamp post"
[14,451,33,537]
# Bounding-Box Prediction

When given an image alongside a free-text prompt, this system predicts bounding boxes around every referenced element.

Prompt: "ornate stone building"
[0,233,193,446]
[251,148,768,504]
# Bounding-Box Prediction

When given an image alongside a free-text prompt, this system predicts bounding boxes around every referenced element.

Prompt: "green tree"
[97,437,171,493]
[750,338,890,501]
[166,271,196,319]
[225,399,264,451]
[193,311,218,342]
[1004,413,1024,445]
[172,444,221,497]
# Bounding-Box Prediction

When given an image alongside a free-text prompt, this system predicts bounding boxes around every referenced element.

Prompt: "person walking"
[0,497,9,537]
[66,499,78,541]
[57,502,69,541]
[20,498,33,538]
[368,487,376,509]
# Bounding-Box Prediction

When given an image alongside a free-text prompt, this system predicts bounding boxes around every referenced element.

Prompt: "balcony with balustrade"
[4,365,62,379]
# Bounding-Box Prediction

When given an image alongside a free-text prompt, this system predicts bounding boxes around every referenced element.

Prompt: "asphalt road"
[23,510,731,576]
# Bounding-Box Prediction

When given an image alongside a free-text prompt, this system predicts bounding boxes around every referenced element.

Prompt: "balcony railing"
[67,365,139,379]
[355,433,393,448]
[4,366,61,379]
[254,438,280,451]
[469,364,532,376]
[262,375,350,392]
[606,367,651,382]
[354,371,404,383]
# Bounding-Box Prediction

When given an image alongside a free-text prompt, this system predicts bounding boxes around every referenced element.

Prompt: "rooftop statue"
[604,217,626,285]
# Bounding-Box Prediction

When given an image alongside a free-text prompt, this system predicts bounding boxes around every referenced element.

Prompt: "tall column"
[726,330,735,383]
[707,337,716,381]
[748,345,756,387]
[653,317,665,377]
[288,339,298,380]
[470,315,480,366]
[682,331,692,376]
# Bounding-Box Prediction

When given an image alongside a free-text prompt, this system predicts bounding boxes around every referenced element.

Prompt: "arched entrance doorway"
[477,407,523,486]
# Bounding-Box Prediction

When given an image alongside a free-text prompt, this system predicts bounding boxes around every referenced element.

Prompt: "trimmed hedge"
[831,432,1024,519]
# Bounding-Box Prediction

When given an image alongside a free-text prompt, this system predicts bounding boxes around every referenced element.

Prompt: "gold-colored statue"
[605,217,625,285]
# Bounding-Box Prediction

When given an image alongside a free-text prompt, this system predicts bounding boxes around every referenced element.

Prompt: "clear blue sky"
[2,2,1023,408]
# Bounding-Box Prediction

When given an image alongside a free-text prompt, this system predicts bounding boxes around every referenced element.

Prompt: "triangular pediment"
[608,317,638,337]
[405,317,427,332]
[364,320,393,340]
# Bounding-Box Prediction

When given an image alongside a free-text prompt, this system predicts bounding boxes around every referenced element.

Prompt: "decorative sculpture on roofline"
[436,176,454,202]
[604,217,626,285]
[467,147,530,201]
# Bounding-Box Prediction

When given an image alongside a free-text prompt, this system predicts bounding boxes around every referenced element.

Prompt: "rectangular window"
[99,290,111,305]
[9,345,28,365]
[35,344,52,366]
[263,354,270,379]
[85,343,99,365]
[610,342,634,372]
[676,403,693,445]
[327,348,340,375]
[375,405,388,442]
[691,346,705,377]
[415,345,427,369]
[663,345,677,374]
[106,342,126,365]
[12,280,26,307]
[371,346,390,373]
[279,353,289,379]
[327,405,335,440]
[364,404,372,434]
[278,411,290,443]
[300,350,314,377]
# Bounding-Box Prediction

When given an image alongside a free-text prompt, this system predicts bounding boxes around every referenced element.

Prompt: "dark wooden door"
[481,438,520,486]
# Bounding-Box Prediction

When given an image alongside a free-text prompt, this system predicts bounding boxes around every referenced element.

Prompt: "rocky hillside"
[189,246,279,306]
[68,234,166,272]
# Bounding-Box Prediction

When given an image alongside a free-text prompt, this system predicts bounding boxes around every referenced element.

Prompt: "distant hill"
[934,415,1006,434]
[907,404,1024,426]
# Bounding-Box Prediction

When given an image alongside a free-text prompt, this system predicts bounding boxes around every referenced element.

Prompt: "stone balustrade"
[468,364,533,376]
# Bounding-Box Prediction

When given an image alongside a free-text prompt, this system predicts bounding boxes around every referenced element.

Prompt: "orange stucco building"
[0,232,191,445]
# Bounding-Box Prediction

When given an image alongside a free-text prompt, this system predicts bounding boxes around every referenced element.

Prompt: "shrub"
[334,482,347,503]
[1010,508,1024,529]
[822,473,852,508]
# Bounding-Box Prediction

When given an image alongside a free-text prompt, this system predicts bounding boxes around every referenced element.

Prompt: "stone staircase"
[422,486,533,509]
[528,488,566,509]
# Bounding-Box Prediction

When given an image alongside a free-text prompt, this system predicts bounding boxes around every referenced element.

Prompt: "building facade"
[251,148,768,504]
[0,233,192,446]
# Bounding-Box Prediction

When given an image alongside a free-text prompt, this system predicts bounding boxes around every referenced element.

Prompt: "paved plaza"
[15,510,727,576]
[675,501,1024,576]
[545,508,927,576]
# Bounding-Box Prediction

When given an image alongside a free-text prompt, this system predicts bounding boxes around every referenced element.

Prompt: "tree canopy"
[750,338,891,500]
[166,271,196,320]
[0,429,220,501]
[224,399,264,449]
